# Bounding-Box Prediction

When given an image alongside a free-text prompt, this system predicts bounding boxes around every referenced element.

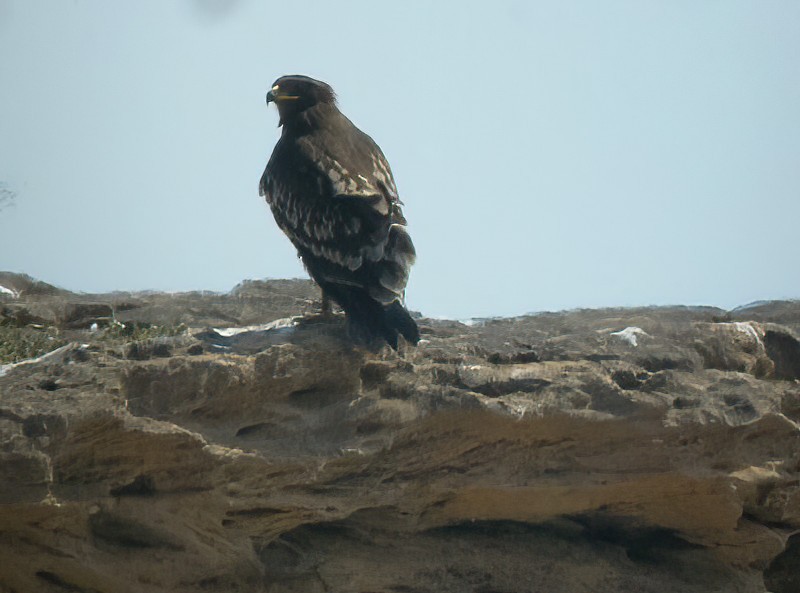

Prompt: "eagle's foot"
[292,295,340,326]
[292,311,340,326]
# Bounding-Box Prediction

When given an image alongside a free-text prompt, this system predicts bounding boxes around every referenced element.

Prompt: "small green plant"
[0,326,66,364]
[100,321,187,343]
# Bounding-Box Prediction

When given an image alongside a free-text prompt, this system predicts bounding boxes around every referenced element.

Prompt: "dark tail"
[381,300,420,349]
[324,285,419,350]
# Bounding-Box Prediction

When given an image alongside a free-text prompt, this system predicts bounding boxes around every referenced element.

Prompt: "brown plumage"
[259,75,418,349]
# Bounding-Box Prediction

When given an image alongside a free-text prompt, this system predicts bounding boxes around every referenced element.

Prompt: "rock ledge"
[1,275,799,592]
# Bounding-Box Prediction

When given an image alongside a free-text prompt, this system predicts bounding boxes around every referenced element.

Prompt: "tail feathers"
[330,286,419,350]
[383,301,420,347]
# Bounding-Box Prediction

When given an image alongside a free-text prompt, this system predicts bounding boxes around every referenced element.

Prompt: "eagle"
[259,75,419,350]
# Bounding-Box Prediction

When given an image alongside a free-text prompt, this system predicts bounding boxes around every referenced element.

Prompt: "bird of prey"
[259,75,419,349]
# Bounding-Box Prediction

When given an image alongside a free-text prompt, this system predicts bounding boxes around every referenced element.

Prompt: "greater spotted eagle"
[259,75,419,349]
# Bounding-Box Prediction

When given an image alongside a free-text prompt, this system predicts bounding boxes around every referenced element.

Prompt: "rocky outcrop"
[1,273,799,592]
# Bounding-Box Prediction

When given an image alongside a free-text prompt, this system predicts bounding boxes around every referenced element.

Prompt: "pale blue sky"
[1,1,798,318]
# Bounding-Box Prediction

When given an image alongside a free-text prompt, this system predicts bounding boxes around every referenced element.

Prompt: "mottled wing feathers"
[260,113,414,303]
[260,156,380,272]
[296,131,399,207]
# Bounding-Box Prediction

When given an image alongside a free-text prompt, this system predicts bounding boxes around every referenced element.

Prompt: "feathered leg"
[320,292,333,317]
[294,287,338,326]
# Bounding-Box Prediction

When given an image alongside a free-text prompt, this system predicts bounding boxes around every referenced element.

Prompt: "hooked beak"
[266,84,299,105]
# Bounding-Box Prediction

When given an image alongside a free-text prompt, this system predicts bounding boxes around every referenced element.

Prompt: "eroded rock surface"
[1,274,799,592]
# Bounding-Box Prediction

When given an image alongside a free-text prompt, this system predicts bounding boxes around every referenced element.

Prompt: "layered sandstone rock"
[1,275,799,592]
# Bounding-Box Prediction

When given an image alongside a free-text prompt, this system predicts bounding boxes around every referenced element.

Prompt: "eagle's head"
[266,75,336,126]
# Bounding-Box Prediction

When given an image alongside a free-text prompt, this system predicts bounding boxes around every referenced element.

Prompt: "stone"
[1,276,799,592]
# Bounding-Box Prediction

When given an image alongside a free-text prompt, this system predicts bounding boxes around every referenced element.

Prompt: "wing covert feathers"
[261,80,417,349]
